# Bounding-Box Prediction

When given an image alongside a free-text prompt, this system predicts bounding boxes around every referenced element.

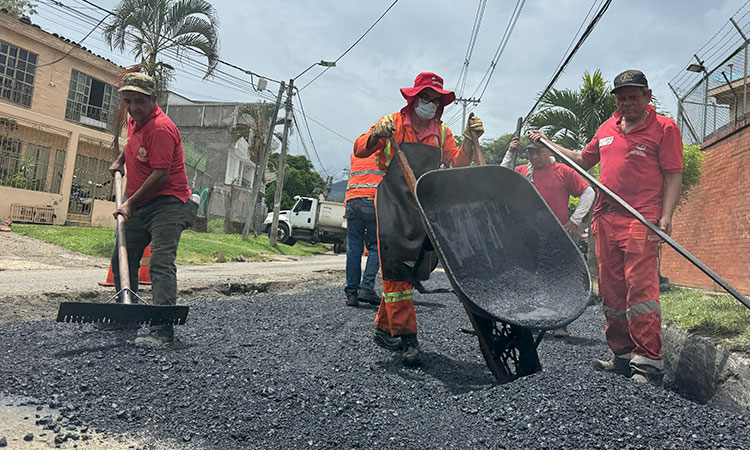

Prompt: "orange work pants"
[374,280,416,337]
[593,212,662,364]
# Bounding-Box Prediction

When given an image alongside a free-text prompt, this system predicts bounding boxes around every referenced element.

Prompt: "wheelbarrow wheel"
[465,308,542,384]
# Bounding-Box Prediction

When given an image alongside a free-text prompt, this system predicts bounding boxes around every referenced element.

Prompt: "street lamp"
[294,60,336,81]
[686,63,705,73]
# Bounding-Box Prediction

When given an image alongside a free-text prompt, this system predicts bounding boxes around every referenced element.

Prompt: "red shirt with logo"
[124,105,191,205]
[581,105,683,221]
[515,162,589,224]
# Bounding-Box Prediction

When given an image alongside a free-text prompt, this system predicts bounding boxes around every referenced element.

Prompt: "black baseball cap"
[611,70,649,93]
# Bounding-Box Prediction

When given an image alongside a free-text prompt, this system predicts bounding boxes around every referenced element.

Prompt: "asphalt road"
[0,272,747,449]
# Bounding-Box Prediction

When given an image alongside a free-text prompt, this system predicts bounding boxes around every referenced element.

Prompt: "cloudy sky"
[29,0,749,179]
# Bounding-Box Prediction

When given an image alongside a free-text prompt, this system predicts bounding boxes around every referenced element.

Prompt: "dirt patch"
[0,232,108,271]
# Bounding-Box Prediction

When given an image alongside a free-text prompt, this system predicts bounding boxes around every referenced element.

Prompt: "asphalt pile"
[0,274,748,449]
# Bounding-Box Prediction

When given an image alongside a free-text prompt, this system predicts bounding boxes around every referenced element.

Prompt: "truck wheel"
[277,223,292,244]
[333,240,345,254]
[286,237,297,246]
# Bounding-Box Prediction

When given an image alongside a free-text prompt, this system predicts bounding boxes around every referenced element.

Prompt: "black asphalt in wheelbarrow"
[414,165,591,331]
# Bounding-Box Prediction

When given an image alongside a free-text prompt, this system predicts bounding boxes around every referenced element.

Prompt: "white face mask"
[414,98,438,120]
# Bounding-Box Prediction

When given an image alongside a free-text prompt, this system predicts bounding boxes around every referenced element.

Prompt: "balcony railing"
[65,100,115,131]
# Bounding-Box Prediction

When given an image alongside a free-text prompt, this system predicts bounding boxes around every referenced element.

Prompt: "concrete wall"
[91,200,116,229]
[0,186,64,224]
[661,118,750,294]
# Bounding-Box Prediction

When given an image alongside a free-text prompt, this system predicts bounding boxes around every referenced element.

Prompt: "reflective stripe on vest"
[347,183,380,190]
[350,170,384,177]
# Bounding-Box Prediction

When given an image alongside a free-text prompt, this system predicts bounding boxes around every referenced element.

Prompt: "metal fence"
[0,115,68,193]
[669,5,750,145]
[68,137,116,216]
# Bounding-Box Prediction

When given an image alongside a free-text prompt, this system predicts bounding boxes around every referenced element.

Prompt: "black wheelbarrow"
[388,131,590,384]
[415,165,590,383]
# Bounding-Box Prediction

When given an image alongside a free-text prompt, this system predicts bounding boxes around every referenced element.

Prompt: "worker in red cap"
[530,69,683,386]
[354,72,484,365]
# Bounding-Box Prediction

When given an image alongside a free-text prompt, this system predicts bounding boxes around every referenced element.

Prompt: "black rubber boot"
[373,327,402,350]
[401,333,421,366]
[346,293,359,307]
[357,289,381,305]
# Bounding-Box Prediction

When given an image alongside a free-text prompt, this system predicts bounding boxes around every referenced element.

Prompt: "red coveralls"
[353,109,473,337]
[580,104,683,371]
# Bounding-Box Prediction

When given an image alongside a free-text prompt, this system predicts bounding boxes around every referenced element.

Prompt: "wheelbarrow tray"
[414,165,591,330]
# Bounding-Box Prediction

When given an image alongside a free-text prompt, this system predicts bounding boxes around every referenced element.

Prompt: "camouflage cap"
[119,72,155,96]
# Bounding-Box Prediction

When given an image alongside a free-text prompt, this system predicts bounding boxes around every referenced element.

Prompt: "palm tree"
[527,70,616,149]
[230,103,278,162]
[103,0,220,93]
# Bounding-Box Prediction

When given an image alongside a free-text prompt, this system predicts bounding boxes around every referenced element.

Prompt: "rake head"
[56,302,189,326]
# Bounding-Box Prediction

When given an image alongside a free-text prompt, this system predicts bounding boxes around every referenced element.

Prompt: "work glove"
[463,114,484,139]
[372,117,396,140]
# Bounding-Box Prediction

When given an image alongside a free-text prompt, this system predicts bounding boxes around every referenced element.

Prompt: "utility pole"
[269,79,295,247]
[455,97,480,132]
[242,81,285,241]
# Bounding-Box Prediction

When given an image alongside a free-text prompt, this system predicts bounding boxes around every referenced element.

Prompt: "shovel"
[56,172,189,326]
[536,136,749,309]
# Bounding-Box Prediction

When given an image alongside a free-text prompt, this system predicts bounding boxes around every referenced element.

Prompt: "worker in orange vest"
[353,72,484,365]
[344,152,383,307]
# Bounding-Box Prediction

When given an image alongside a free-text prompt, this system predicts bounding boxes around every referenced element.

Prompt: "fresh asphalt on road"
[0,272,748,449]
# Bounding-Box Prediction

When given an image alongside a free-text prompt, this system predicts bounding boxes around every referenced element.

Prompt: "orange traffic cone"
[97,244,153,286]
[97,265,115,287]
[138,244,152,285]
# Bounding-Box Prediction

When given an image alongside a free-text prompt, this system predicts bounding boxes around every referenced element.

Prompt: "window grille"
[0,40,36,107]
[65,69,118,130]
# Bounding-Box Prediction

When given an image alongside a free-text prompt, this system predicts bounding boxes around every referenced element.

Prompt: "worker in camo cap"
[103,72,197,348]
[353,72,484,366]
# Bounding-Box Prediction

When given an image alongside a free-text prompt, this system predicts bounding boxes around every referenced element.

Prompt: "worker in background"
[344,151,382,307]
[354,72,484,365]
[530,70,683,385]
[106,72,197,348]
[501,139,595,337]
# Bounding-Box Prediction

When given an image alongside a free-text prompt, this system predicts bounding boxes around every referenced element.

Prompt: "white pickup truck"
[263,195,347,252]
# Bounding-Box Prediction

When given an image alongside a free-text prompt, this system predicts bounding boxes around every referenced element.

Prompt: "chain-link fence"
[669,5,750,145]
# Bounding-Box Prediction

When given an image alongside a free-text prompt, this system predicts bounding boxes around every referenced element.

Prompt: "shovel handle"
[536,135,749,309]
[113,172,132,304]
[389,136,418,196]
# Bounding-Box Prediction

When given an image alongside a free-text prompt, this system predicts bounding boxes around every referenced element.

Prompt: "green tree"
[528,70,616,150]
[0,0,36,18]
[265,154,325,210]
[103,0,220,93]
[480,133,530,165]
[680,144,704,204]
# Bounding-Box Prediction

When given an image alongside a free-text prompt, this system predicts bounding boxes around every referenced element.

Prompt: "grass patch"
[661,286,750,353]
[12,223,329,265]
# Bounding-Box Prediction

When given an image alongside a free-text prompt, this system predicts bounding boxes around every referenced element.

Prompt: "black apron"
[376,142,442,282]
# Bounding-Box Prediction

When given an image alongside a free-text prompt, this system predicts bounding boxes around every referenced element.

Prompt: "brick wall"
[661,120,750,294]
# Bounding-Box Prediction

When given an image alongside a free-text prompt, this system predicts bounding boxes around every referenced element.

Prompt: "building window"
[65,69,118,130]
[0,40,37,107]
[0,118,67,194]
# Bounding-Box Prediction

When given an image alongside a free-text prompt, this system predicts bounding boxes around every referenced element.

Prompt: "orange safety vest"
[345,152,383,203]
[378,113,448,170]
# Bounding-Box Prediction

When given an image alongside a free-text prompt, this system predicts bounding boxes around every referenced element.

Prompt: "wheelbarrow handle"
[511,117,523,168]
[536,135,750,309]
[389,136,418,196]
[113,171,133,304]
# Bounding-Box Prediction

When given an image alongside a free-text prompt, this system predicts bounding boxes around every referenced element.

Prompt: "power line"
[523,0,612,122]
[293,89,331,176]
[298,0,401,92]
[75,0,283,86]
[35,2,110,67]
[445,0,526,127]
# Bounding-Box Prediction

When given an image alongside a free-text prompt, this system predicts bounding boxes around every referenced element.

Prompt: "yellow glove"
[463,115,484,139]
[372,117,396,140]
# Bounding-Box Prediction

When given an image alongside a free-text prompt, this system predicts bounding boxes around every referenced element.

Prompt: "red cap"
[400,72,456,106]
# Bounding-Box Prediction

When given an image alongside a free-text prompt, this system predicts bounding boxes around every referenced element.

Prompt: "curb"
[663,323,750,414]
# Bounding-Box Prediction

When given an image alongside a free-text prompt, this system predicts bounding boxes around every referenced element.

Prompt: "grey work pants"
[111,195,195,307]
